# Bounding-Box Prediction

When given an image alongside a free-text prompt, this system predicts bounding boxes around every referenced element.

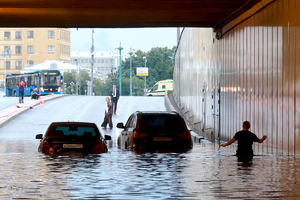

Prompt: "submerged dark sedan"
[36,122,111,155]
[117,111,193,152]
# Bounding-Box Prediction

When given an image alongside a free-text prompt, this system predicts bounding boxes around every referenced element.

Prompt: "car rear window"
[138,115,187,132]
[50,126,98,137]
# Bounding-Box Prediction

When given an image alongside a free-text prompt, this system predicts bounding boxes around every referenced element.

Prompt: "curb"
[0,94,65,128]
[164,93,204,143]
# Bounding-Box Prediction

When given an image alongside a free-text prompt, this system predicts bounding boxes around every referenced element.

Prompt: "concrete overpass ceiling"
[0,0,260,28]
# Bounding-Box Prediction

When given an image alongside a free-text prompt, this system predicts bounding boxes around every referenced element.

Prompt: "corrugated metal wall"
[173,0,300,155]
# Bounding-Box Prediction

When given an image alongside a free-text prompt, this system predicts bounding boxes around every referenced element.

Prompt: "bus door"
[23,76,30,96]
[6,78,14,97]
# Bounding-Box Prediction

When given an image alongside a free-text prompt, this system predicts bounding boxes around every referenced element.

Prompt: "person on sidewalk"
[101,97,113,129]
[109,84,119,114]
[220,121,267,159]
[18,79,25,104]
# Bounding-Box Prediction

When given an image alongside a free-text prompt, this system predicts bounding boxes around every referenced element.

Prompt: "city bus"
[147,79,173,96]
[5,70,62,97]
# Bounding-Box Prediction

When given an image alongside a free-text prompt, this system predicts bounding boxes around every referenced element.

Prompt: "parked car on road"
[117,111,193,152]
[36,122,111,155]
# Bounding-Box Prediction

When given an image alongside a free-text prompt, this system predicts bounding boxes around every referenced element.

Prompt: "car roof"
[49,121,98,126]
[134,111,181,116]
[45,121,101,137]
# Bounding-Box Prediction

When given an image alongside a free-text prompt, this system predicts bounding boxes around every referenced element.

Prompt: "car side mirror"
[117,123,125,129]
[36,134,43,139]
[104,135,111,140]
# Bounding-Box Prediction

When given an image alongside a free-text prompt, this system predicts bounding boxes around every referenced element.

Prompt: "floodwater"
[0,138,299,199]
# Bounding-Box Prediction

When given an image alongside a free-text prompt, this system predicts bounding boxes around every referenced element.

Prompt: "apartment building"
[71,51,120,79]
[0,28,71,80]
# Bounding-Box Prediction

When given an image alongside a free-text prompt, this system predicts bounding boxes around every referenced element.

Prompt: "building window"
[48,45,55,54]
[28,60,34,67]
[27,30,34,39]
[4,32,10,39]
[27,45,34,54]
[16,61,22,69]
[3,46,11,57]
[5,61,11,69]
[15,31,22,39]
[15,46,22,54]
[48,30,55,38]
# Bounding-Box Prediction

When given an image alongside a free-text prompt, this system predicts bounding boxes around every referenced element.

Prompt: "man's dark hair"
[243,121,250,129]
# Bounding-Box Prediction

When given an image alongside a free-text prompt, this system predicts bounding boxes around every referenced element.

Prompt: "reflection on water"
[0,139,300,199]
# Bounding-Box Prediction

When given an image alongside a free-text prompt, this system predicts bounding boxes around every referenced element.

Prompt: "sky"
[71,28,178,57]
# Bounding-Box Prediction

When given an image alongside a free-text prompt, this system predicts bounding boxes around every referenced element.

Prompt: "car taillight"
[133,130,148,139]
[42,140,55,154]
[91,141,105,154]
[178,131,192,140]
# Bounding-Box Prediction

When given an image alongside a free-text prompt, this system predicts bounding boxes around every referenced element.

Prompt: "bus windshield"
[41,71,60,86]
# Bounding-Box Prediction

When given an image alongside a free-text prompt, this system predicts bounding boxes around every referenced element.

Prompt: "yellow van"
[147,79,173,96]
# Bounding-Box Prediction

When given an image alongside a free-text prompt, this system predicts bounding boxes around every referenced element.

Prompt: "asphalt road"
[0,95,167,140]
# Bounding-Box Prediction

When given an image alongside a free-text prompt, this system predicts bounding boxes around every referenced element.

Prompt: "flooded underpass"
[0,138,299,199]
[0,96,299,199]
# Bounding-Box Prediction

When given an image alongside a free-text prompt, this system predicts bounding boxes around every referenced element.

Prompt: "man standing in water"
[220,121,267,158]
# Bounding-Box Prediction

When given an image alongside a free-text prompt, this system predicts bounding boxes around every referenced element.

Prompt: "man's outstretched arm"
[220,138,236,147]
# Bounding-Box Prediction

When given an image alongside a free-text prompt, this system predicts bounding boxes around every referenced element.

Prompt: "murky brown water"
[0,138,299,199]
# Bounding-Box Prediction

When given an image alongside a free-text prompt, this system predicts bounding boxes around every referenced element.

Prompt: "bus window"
[162,85,166,89]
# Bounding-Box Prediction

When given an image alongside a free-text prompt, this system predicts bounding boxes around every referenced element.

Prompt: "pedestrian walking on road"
[18,79,25,104]
[101,97,113,129]
[220,121,267,159]
[110,84,119,114]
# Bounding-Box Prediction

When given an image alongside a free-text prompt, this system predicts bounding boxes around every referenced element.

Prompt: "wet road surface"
[0,96,299,199]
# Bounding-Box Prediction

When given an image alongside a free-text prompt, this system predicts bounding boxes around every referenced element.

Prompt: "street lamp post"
[75,59,79,95]
[90,28,94,96]
[128,48,135,96]
[116,43,123,95]
[27,52,43,68]
[143,56,147,96]
[2,46,11,88]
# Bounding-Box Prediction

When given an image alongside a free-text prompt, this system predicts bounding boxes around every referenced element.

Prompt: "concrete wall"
[173,0,300,155]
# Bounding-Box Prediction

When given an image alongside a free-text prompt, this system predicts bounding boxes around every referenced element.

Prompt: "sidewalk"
[0,94,64,128]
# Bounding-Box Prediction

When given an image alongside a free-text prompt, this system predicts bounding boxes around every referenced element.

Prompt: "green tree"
[63,69,91,95]
[93,77,112,96]
[63,46,175,96]
[121,46,175,96]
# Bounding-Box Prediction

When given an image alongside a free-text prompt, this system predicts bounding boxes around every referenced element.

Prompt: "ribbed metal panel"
[173,0,300,155]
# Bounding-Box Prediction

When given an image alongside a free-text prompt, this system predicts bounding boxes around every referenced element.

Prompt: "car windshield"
[138,115,187,133]
[48,125,98,137]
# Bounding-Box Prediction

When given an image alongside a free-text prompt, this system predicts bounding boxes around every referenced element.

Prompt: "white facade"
[71,51,120,79]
